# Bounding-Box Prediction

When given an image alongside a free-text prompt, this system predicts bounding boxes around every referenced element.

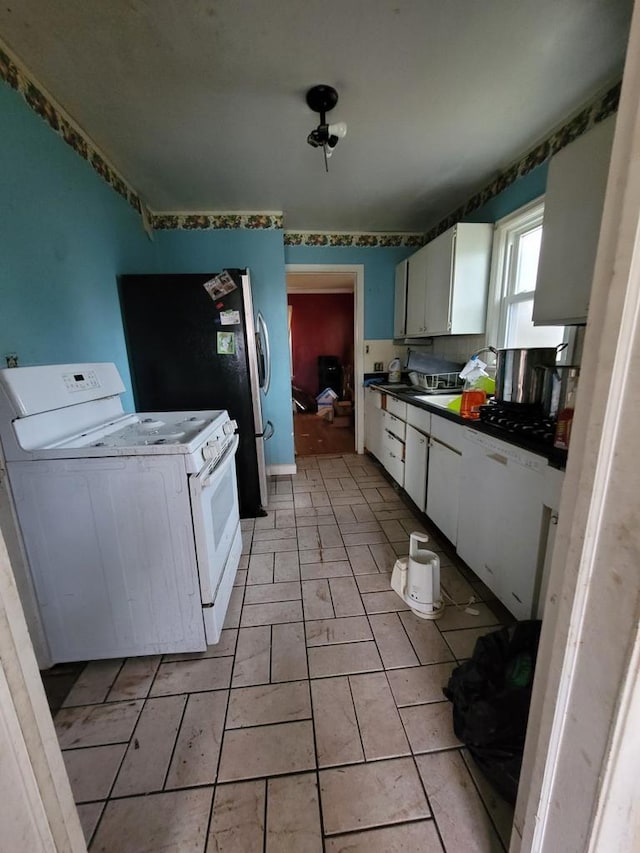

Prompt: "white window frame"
[486,196,574,357]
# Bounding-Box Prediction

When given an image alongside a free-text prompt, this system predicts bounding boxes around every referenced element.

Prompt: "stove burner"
[150,432,186,444]
[479,403,556,447]
[140,418,165,429]
[93,442,106,447]
[182,417,205,426]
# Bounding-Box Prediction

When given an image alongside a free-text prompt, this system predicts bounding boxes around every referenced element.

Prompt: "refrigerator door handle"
[256,311,271,395]
[257,420,274,440]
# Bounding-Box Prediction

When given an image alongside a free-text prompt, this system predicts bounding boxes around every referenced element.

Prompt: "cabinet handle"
[487,452,508,466]
[550,514,559,526]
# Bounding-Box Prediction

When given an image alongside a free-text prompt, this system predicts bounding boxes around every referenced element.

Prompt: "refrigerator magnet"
[217,331,236,355]
[203,271,237,301]
[220,309,241,325]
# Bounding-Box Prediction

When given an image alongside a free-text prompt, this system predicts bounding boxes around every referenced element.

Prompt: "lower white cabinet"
[382,427,404,485]
[404,424,429,511]
[425,417,465,546]
[364,388,383,459]
[457,430,546,620]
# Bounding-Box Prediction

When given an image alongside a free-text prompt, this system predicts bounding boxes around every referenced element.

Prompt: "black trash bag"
[443,620,542,804]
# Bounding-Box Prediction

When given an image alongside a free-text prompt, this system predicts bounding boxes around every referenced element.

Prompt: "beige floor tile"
[355,572,393,593]
[379,519,409,542]
[55,700,143,749]
[294,492,313,508]
[440,563,477,602]
[226,681,311,728]
[243,580,301,605]
[310,676,364,767]
[224,586,244,629]
[347,544,380,574]
[349,672,410,760]
[308,641,383,678]
[62,743,126,802]
[253,526,297,541]
[271,622,308,682]
[251,537,298,554]
[329,576,365,617]
[462,749,514,848]
[91,787,213,853]
[62,659,123,707]
[352,504,376,522]
[387,663,456,706]
[338,521,382,534]
[300,560,353,580]
[247,553,275,584]
[164,690,227,789]
[417,750,503,852]
[333,505,357,524]
[297,525,322,550]
[362,590,411,614]
[208,780,266,852]
[400,701,461,753]
[274,551,300,582]
[107,656,161,702]
[150,657,233,696]
[232,626,271,687]
[218,720,316,781]
[369,543,399,572]
[437,602,501,632]
[266,772,323,852]
[299,546,349,564]
[239,551,251,566]
[442,625,494,660]
[76,802,104,846]
[341,530,388,546]
[319,524,345,548]
[319,757,430,835]
[311,491,331,507]
[369,613,420,669]
[325,820,444,852]
[305,616,372,646]
[162,628,238,662]
[302,578,335,620]
[240,600,304,627]
[112,694,186,796]
[399,612,455,664]
[234,568,248,586]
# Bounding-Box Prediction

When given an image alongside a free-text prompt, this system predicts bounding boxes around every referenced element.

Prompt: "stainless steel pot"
[538,365,580,418]
[492,344,568,406]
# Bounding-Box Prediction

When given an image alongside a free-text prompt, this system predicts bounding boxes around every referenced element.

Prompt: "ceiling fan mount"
[306,84,347,172]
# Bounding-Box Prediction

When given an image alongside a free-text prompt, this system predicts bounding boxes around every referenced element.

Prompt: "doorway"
[286,265,364,456]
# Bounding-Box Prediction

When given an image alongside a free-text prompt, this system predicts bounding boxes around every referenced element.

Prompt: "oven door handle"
[197,434,239,490]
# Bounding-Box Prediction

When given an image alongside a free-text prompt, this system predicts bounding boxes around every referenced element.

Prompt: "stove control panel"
[223,419,238,435]
[63,370,101,392]
[203,439,222,462]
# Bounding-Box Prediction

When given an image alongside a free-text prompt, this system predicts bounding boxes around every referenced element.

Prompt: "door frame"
[285,264,365,453]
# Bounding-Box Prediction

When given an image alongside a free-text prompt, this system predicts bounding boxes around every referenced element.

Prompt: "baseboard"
[267,464,297,476]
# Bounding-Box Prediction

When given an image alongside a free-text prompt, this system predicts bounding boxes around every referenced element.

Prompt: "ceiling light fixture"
[306,84,347,172]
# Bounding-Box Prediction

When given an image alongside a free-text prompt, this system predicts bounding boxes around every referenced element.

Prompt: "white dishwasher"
[457,429,547,620]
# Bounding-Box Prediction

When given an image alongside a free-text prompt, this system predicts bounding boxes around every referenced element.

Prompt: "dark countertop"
[369,384,567,470]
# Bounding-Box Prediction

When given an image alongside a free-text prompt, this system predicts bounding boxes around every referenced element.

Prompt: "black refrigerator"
[118,269,272,517]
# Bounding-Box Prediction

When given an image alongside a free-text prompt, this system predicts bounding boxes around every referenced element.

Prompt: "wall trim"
[151,212,283,230]
[283,231,424,248]
[267,464,297,476]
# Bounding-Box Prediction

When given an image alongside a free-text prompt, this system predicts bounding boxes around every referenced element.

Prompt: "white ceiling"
[0,1,633,232]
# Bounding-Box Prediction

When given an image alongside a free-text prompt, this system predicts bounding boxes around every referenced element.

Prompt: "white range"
[0,362,241,665]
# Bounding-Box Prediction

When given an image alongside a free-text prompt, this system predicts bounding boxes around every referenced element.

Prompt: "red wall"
[288,293,354,396]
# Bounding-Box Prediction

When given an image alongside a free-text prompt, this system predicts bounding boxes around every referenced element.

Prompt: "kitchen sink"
[414,393,462,408]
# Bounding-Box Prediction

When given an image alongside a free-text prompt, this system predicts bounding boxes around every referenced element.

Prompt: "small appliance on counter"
[387,357,402,383]
[391,532,444,619]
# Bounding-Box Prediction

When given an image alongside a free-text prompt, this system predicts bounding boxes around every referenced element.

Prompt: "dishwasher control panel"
[462,428,547,473]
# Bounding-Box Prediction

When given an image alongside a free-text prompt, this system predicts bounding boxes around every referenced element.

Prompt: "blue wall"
[284,246,414,340]
[155,230,294,467]
[0,82,156,410]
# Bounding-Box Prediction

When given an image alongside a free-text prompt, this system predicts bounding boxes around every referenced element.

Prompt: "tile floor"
[51,453,515,852]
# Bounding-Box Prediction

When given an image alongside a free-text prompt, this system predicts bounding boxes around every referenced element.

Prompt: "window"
[487,199,568,352]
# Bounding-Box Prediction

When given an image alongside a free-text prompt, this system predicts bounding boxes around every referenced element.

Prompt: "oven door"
[189,434,240,605]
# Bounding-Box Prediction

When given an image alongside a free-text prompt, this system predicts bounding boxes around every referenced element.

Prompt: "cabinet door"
[449,223,493,334]
[394,260,408,338]
[364,388,382,460]
[404,424,428,512]
[533,116,615,325]
[382,429,405,486]
[424,229,454,335]
[405,246,429,336]
[425,436,461,545]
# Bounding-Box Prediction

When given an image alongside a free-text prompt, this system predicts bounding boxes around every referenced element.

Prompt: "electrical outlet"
[374,361,384,372]
[5,354,18,368]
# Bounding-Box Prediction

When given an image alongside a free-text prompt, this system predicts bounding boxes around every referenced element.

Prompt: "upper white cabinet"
[403,223,493,337]
[533,116,615,326]
[394,259,408,339]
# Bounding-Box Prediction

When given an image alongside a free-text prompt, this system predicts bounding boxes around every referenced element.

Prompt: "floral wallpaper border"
[0,44,148,218]
[1,36,620,242]
[424,81,621,243]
